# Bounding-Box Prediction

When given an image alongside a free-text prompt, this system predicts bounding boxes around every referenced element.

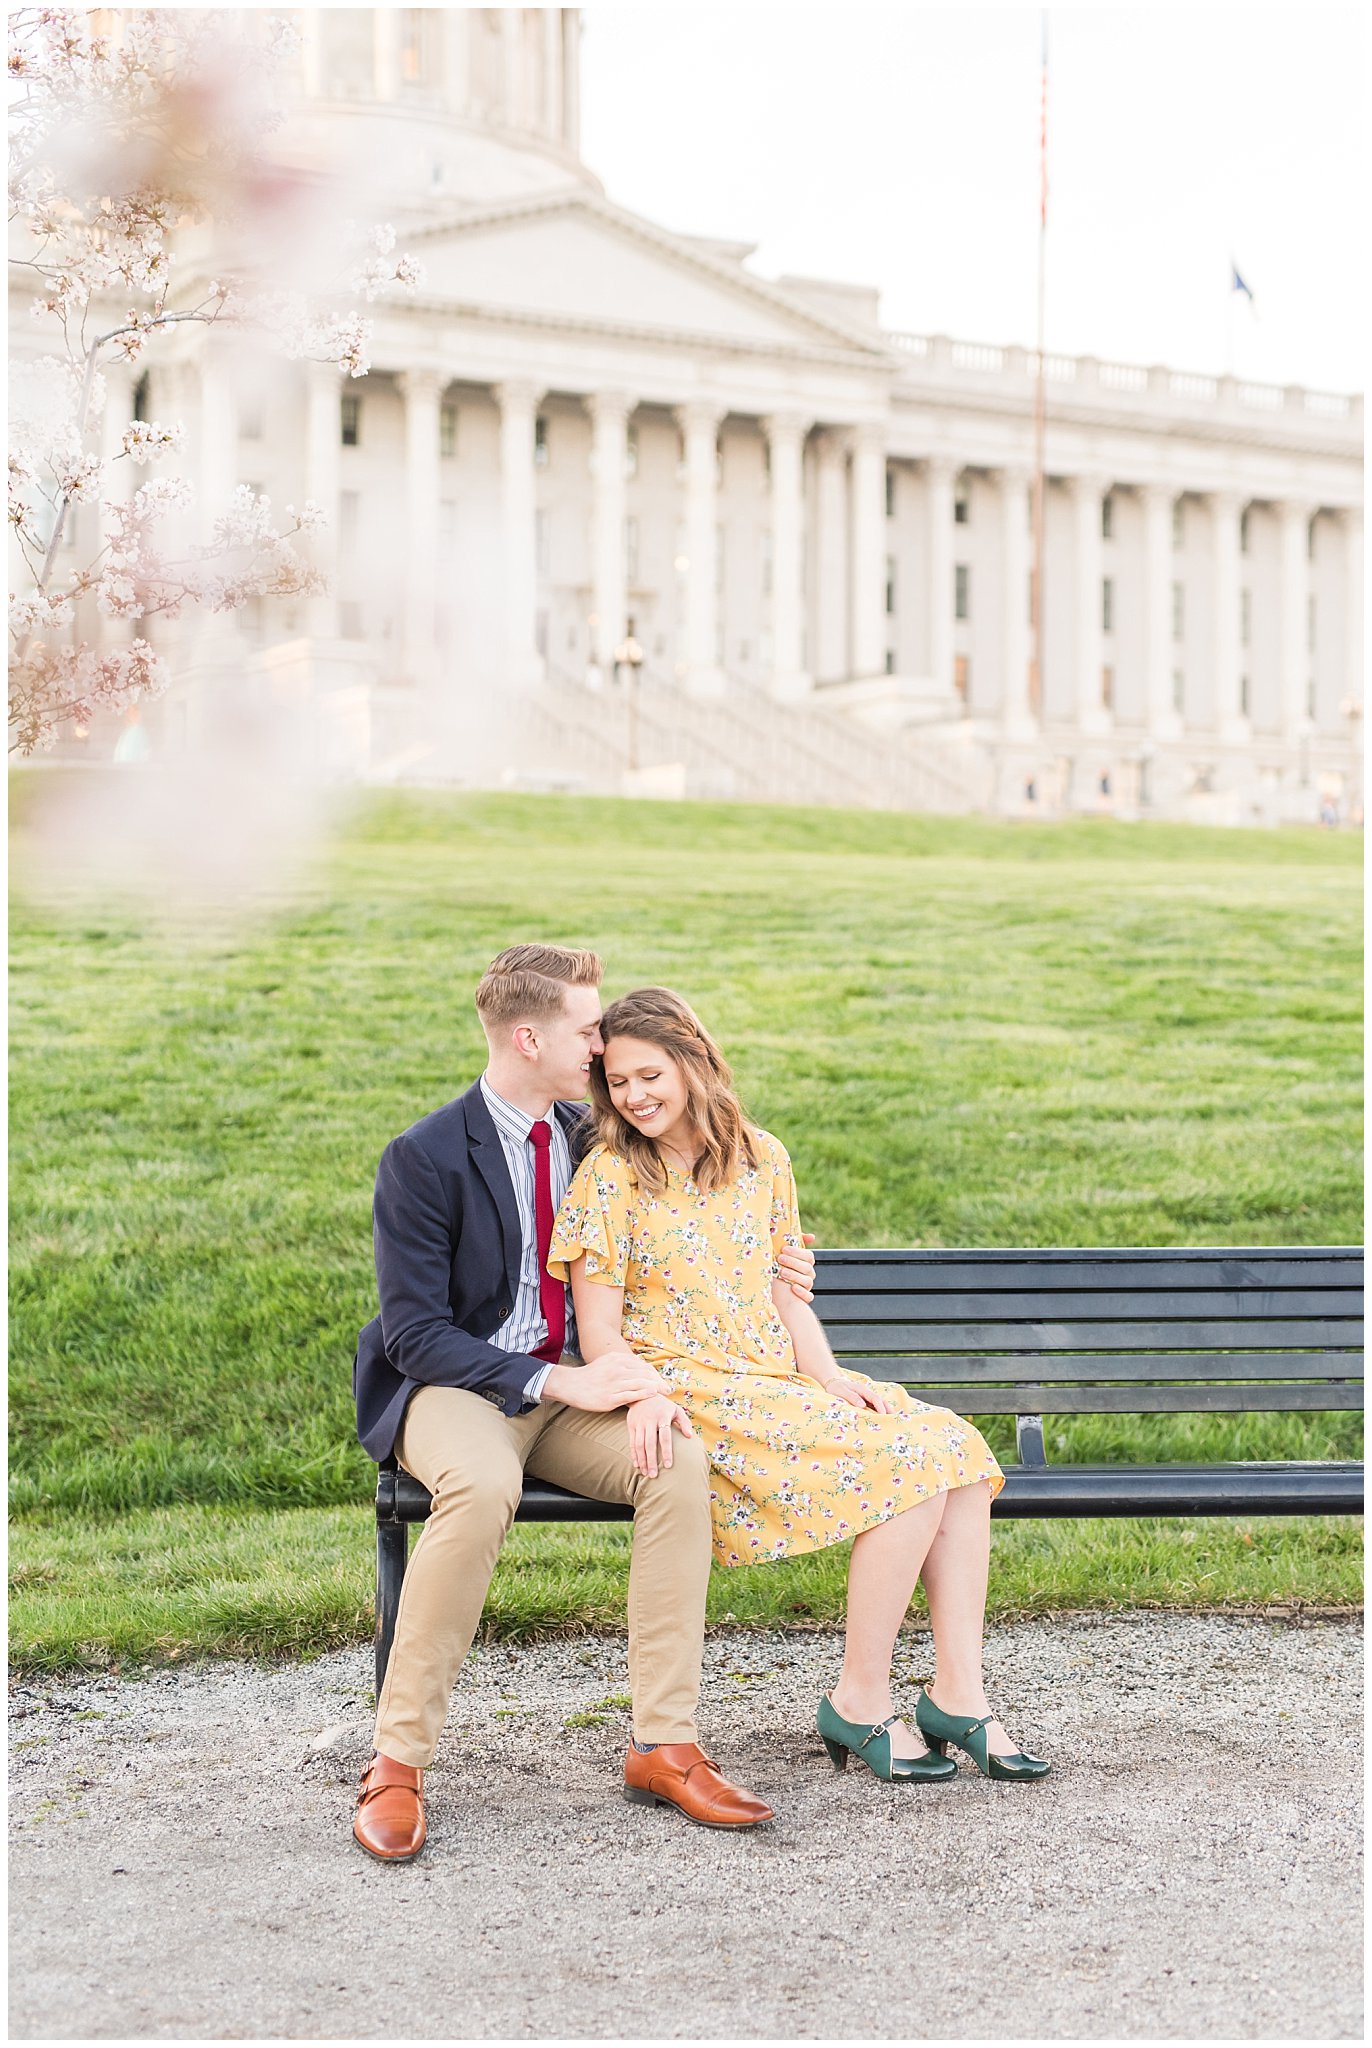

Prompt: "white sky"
[580,4,1367,395]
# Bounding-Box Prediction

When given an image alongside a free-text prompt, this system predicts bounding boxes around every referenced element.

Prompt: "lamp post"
[615,630,644,772]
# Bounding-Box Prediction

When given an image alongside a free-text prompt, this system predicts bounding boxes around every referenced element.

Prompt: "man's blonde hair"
[475,943,603,1035]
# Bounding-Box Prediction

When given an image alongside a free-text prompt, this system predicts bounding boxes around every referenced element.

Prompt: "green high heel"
[915,1690,1051,1781]
[816,1695,956,1784]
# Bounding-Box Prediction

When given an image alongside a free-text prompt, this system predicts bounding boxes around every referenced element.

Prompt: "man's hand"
[544,1353,666,1412]
[627,1393,694,1478]
[824,1374,893,1415]
[778,1232,817,1302]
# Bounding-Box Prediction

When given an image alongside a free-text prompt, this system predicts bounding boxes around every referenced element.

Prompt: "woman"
[548,987,1049,1786]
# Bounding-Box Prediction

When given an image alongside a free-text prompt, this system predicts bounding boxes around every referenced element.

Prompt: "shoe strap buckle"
[857,1713,900,1750]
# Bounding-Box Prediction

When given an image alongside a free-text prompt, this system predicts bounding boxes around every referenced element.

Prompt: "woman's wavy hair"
[590,987,757,1196]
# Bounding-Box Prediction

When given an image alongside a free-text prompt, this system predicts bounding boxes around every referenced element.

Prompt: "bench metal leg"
[374,1517,409,1700]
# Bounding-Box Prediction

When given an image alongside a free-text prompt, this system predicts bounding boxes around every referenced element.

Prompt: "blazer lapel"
[462,1080,523,1280]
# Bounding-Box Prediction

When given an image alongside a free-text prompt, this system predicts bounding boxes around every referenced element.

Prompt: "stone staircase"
[525,668,989,814]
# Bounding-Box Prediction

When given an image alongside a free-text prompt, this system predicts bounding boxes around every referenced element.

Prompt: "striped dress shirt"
[479,1076,582,1402]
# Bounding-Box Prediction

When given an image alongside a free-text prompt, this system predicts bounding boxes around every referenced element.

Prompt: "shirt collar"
[480,1073,553,1142]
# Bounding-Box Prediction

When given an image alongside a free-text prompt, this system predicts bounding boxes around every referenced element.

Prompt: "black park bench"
[373,1244,1365,1691]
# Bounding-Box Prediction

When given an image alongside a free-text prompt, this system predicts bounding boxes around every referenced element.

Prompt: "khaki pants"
[373,1383,712,1766]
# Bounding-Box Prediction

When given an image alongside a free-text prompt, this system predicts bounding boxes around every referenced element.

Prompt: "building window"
[885,467,895,518]
[954,563,970,620]
[132,373,150,423]
[1102,577,1114,633]
[1102,492,1114,539]
[1240,674,1250,717]
[1172,499,1184,548]
[1308,595,1316,651]
[1172,669,1185,714]
[1306,678,1317,721]
[534,415,549,468]
[954,653,970,700]
[534,508,549,578]
[1171,581,1184,641]
[885,556,896,615]
[1307,514,1317,560]
[340,394,360,446]
[1239,506,1250,554]
[1241,589,1251,646]
[625,515,639,585]
[884,649,895,675]
[1101,664,1114,711]
[400,8,440,87]
[339,490,360,553]
[625,423,639,480]
[954,481,969,525]
[439,402,458,458]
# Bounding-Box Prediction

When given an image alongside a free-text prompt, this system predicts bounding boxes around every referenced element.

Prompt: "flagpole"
[1226,254,1235,377]
[1029,10,1048,721]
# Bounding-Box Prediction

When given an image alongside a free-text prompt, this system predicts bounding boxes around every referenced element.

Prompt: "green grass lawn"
[9,788,1363,1668]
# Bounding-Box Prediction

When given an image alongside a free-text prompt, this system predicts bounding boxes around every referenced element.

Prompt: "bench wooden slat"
[832,1349,1363,1384]
[813,1250,1362,1288]
[896,1383,1365,1414]
[821,1318,1361,1353]
[814,1288,1360,1322]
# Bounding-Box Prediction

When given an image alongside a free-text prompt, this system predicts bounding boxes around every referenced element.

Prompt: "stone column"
[543,9,563,133]
[673,400,726,698]
[443,13,469,114]
[494,380,545,688]
[196,354,237,546]
[812,429,848,684]
[996,465,1033,734]
[304,361,344,638]
[398,369,443,684]
[924,455,956,694]
[1070,472,1110,733]
[99,359,138,514]
[849,423,887,679]
[300,12,324,97]
[1140,482,1181,740]
[587,390,634,671]
[1344,508,1364,724]
[561,12,581,154]
[1278,499,1314,741]
[761,412,812,701]
[1211,489,1247,740]
[373,7,399,99]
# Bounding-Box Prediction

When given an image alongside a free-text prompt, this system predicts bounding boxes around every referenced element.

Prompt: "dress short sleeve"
[762,1132,804,1274]
[547,1149,635,1288]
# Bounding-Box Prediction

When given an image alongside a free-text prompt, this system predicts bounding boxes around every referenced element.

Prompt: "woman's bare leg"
[828,1491,947,1759]
[918,1478,1017,1756]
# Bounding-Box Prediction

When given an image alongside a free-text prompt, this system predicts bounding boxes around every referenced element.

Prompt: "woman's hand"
[627,1393,694,1478]
[777,1233,817,1302]
[823,1374,893,1415]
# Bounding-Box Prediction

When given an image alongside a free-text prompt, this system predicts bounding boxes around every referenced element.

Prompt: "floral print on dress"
[547,1129,1004,1567]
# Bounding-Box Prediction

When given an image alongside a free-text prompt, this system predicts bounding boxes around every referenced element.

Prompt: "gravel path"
[8,1612,1363,2041]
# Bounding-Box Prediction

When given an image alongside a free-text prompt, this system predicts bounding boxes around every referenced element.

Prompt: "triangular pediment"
[408,194,893,361]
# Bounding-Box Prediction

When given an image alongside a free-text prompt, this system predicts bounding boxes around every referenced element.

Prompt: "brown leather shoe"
[353,1751,426,1862]
[623,1743,774,1829]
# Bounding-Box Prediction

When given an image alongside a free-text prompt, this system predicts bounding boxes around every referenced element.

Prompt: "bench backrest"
[811,1246,1364,1417]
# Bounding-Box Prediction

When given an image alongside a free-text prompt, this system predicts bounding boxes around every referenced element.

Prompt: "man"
[352,943,817,1861]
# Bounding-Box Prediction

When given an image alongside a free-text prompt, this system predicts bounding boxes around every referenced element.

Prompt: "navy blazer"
[353,1079,592,1464]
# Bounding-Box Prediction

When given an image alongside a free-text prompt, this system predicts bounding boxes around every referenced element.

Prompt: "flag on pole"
[1231,260,1258,317]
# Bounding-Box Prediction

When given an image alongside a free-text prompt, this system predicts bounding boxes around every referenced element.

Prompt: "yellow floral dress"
[547,1131,1004,1567]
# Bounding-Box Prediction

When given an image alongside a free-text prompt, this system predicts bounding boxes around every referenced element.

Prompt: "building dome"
[293,7,597,210]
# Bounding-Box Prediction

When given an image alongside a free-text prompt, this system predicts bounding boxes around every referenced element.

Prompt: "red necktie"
[528,1120,566,1364]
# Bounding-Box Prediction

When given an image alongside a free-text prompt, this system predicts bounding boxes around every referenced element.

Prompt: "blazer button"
[499,1307,510,1321]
